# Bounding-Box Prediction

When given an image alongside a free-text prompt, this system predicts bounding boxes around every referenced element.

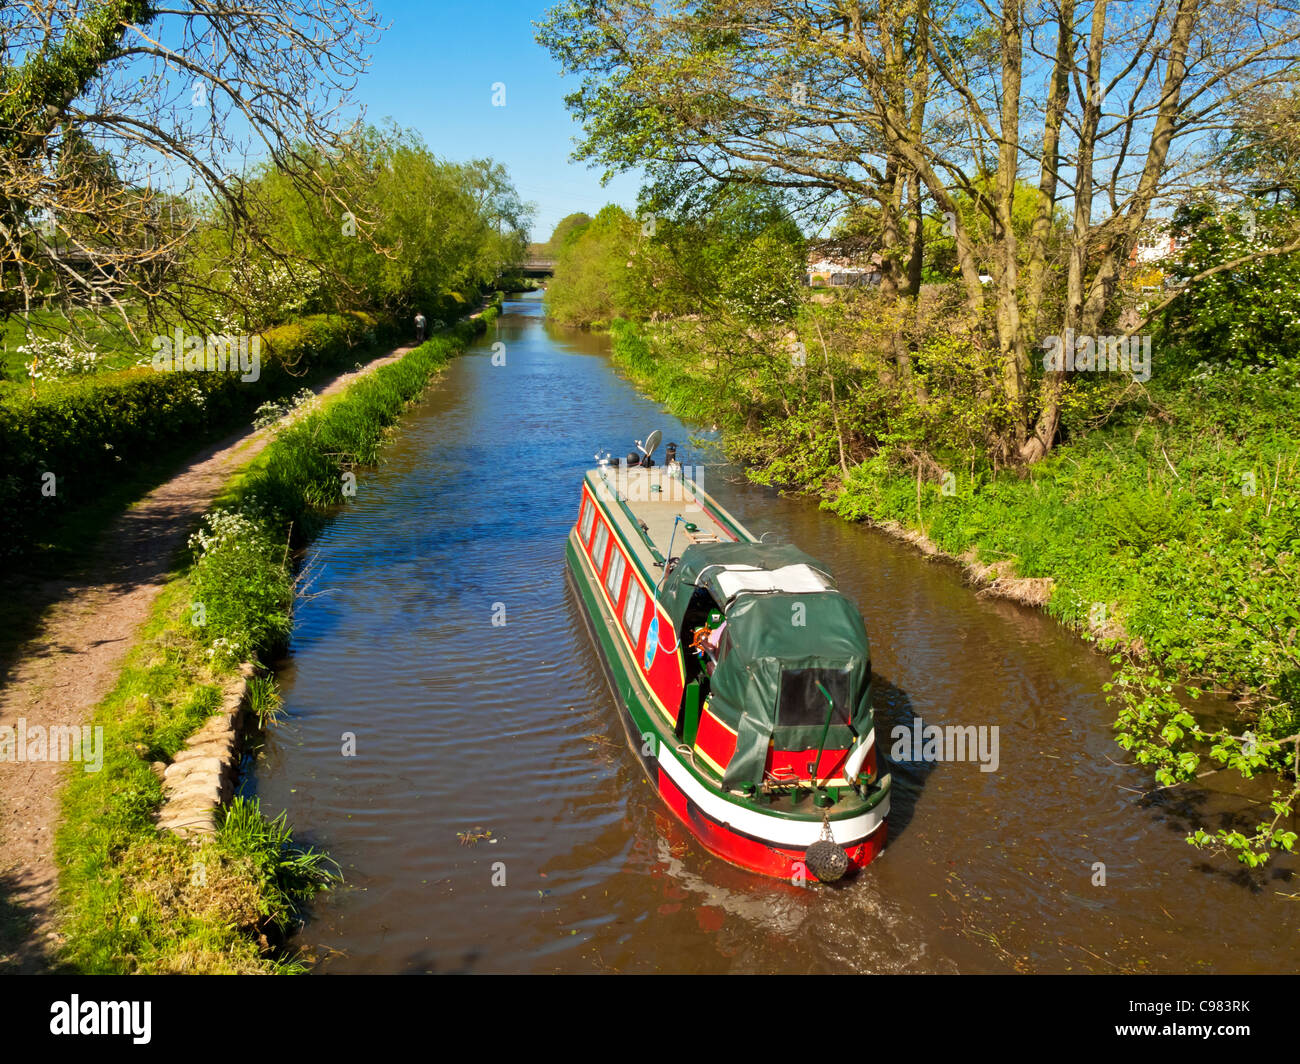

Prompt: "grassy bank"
[53,304,499,973]
[611,317,1300,865]
[0,312,409,740]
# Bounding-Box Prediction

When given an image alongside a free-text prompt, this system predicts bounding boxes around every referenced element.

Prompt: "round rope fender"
[805,838,851,882]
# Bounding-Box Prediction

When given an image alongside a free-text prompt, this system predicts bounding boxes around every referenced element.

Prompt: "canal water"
[251,291,1298,974]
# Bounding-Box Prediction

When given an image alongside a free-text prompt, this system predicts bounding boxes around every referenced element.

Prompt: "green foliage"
[637,183,806,324]
[0,1,155,149]
[215,125,531,328]
[613,311,1300,866]
[1160,200,1300,366]
[218,797,338,932]
[1108,661,1204,787]
[191,314,490,671]
[188,508,294,667]
[55,578,318,974]
[922,177,1069,280]
[545,204,640,327]
[1111,660,1299,869]
[543,212,593,253]
[610,318,738,427]
[716,229,804,324]
[1094,489,1192,551]
[1,306,149,387]
[229,320,481,535]
[842,381,1300,866]
[546,185,806,328]
[0,311,393,554]
[246,674,285,727]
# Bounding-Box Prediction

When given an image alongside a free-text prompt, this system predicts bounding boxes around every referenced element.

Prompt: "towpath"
[0,343,414,972]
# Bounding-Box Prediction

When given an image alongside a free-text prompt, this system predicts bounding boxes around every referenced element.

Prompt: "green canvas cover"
[659,541,833,629]
[658,543,873,789]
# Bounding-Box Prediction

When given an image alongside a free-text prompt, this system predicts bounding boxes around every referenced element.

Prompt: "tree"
[632,180,806,322]
[1159,200,1300,362]
[212,125,531,327]
[545,204,638,326]
[1131,83,1300,349]
[1217,85,1300,204]
[538,0,1300,461]
[544,183,806,326]
[545,212,594,253]
[0,0,383,339]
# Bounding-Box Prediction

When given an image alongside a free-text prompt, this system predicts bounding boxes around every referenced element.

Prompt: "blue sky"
[360,0,644,242]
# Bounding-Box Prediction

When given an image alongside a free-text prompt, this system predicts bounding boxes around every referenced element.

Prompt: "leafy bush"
[1160,200,1300,366]
[188,508,294,666]
[0,311,395,552]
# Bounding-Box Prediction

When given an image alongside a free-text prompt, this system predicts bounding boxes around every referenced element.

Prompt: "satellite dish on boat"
[637,429,662,464]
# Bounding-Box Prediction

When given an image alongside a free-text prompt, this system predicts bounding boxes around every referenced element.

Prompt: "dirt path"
[0,345,413,972]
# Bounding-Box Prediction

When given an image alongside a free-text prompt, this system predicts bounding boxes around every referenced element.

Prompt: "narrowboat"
[565,432,890,882]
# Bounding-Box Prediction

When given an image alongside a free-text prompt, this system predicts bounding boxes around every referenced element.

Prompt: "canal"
[251,291,1298,974]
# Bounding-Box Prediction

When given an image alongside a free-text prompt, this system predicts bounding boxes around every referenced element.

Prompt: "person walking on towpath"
[414,311,427,343]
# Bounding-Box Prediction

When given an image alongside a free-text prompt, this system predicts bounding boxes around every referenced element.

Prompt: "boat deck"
[585,465,744,579]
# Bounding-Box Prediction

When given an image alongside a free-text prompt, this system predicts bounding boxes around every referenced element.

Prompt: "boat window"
[592,523,610,570]
[623,580,646,642]
[776,669,851,729]
[605,547,626,602]
[579,497,595,541]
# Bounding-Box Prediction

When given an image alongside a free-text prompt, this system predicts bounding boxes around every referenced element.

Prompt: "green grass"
[246,675,285,727]
[51,577,331,974]
[1,305,147,388]
[827,374,1300,712]
[828,373,1300,865]
[0,319,403,681]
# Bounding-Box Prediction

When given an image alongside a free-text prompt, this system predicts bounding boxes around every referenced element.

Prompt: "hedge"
[0,311,399,551]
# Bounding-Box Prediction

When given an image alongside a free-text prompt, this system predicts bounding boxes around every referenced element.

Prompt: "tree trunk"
[996,0,1029,451]
[1022,0,1108,463]
[1024,0,1199,462]
[1022,0,1075,335]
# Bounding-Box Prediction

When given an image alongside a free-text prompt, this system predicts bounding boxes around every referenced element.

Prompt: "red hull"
[656,764,886,882]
